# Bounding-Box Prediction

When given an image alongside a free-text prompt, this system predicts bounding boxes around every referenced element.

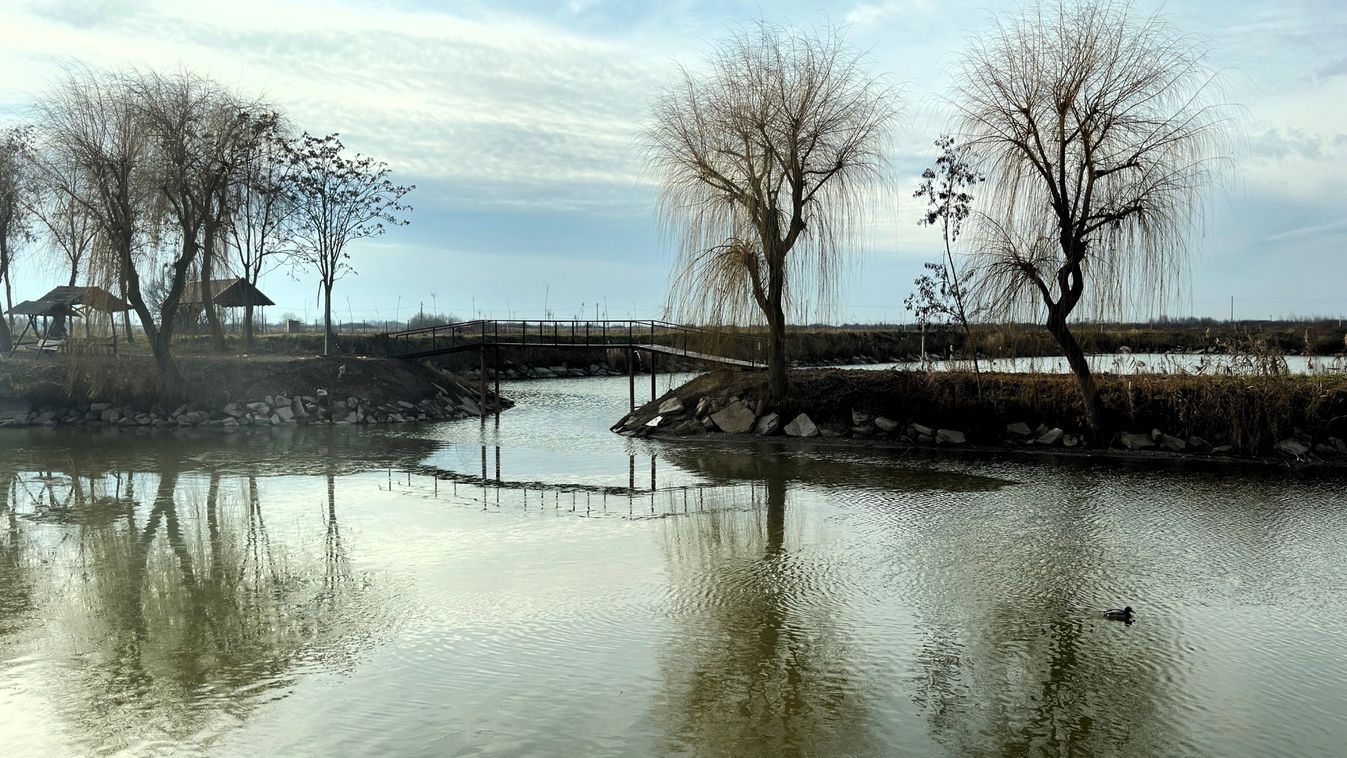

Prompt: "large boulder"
[1120,432,1155,450]
[755,412,781,436]
[1276,438,1310,459]
[783,413,819,438]
[658,397,685,416]
[1005,422,1032,437]
[1158,433,1186,453]
[1035,428,1064,446]
[710,402,756,434]
[874,416,900,433]
[936,428,966,445]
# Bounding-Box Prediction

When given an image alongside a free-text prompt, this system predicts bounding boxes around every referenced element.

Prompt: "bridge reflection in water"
[391,445,766,521]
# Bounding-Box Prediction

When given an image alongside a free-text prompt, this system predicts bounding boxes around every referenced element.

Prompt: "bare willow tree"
[646,23,895,402]
[227,112,294,348]
[0,126,38,353]
[952,0,1233,434]
[34,67,154,368]
[135,70,263,355]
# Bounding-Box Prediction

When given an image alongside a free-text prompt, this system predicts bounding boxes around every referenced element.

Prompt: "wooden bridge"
[382,319,766,414]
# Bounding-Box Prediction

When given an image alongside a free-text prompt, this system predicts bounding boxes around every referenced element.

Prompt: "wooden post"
[479,345,486,425]
[493,346,501,418]
[649,350,656,402]
[628,348,635,412]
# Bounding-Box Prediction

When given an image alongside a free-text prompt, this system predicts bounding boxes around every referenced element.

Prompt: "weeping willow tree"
[646,23,896,402]
[952,0,1235,434]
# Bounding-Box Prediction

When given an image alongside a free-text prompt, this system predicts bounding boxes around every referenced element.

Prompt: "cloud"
[844,1,933,27]
[1261,218,1347,244]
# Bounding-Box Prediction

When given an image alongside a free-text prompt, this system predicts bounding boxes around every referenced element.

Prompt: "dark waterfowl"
[1103,606,1134,622]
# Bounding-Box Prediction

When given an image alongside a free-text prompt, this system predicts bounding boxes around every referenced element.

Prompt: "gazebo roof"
[33,286,130,312]
[6,299,80,318]
[179,278,275,307]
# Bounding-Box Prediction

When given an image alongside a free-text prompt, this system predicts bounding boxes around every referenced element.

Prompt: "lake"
[2,372,1346,756]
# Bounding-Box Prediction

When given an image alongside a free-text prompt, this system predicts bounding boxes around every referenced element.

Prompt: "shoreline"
[612,368,1347,468]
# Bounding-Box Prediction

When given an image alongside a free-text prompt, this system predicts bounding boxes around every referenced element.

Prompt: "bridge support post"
[479,345,486,426]
[493,346,501,419]
[628,348,635,413]
[649,350,655,402]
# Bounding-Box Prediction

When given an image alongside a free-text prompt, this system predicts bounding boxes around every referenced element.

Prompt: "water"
[3,373,1347,756]
[866,352,1347,375]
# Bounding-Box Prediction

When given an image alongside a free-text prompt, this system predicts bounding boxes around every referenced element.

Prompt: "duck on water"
[1104,606,1134,622]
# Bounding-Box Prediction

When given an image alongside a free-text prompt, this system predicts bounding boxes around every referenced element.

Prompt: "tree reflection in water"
[653,475,877,757]
[0,456,379,754]
[905,466,1186,757]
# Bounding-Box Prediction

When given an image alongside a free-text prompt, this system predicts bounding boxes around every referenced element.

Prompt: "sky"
[1,0,1344,325]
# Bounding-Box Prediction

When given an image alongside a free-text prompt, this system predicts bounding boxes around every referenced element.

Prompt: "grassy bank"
[0,354,443,409]
[624,368,1347,460]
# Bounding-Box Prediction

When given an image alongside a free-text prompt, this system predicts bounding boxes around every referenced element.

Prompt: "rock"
[1158,433,1187,453]
[460,398,481,416]
[702,417,717,431]
[851,409,871,426]
[936,428,966,445]
[1276,438,1310,458]
[1150,428,1164,442]
[270,413,282,425]
[1187,435,1211,452]
[90,402,110,412]
[1006,422,1032,437]
[694,397,713,418]
[850,425,875,439]
[658,397,685,416]
[783,413,819,438]
[645,415,664,428]
[874,416,899,433]
[1120,432,1156,450]
[346,411,359,423]
[908,423,934,438]
[316,389,328,398]
[1035,428,1064,445]
[1210,445,1234,455]
[1313,443,1340,458]
[397,400,415,409]
[276,406,296,422]
[224,403,244,417]
[755,412,780,436]
[100,408,121,423]
[710,402,756,434]
[1063,434,1080,448]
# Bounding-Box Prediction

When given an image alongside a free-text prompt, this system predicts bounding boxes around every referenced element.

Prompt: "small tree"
[952,0,1233,434]
[284,132,413,357]
[646,22,896,403]
[904,260,963,365]
[912,135,982,378]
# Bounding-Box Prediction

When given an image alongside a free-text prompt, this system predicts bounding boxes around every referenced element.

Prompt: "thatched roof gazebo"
[5,286,130,356]
[179,278,275,308]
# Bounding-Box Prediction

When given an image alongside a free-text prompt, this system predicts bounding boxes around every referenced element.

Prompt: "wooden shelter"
[179,278,275,308]
[5,286,129,356]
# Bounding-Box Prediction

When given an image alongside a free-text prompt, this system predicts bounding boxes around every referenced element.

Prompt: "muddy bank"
[612,368,1347,466]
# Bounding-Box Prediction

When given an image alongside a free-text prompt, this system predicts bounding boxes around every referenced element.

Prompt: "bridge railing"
[382,319,767,367]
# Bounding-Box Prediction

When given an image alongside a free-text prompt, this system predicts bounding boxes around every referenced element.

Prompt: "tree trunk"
[1047,317,1102,437]
[120,276,134,343]
[243,301,255,349]
[152,329,183,401]
[323,281,334,357]
[200,228,227,352]
[766,260,788,404]
[0,300,10,354]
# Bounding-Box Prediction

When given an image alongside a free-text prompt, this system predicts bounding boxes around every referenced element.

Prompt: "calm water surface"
[2,373,1346,756]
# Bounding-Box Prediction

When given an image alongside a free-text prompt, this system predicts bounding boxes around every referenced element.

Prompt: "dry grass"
[673,368,1347,456]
